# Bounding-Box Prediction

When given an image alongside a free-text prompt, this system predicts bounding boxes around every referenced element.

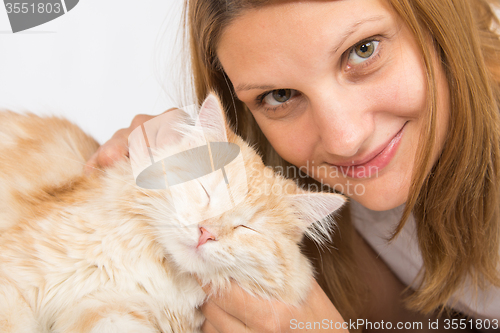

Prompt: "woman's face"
[217,0,450,211]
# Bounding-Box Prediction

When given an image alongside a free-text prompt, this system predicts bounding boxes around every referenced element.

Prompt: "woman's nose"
[310,92,374,158]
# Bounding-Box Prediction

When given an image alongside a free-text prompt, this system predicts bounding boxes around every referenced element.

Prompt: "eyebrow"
[235,84,277,93]
[234,15,385,93]
[332,15,385,54]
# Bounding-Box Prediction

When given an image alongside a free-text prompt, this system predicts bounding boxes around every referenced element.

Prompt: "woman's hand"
[199,278,348,333]
[84,110,176,174]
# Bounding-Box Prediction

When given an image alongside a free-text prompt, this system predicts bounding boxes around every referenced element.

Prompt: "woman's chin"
[350,195,406,212]
[348,182,408,211]
[329,177,408,212]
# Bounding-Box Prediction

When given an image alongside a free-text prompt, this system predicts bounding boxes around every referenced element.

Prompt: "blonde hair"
[183,0,500,318]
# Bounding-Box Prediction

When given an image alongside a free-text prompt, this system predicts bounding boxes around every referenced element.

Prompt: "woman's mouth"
[329,123,407,179]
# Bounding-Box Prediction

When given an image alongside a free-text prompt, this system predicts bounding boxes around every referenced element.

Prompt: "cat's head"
[129,93,345,304]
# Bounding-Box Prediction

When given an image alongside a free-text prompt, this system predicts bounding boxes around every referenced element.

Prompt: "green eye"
[348,40,379,65]
[355,42,375,58]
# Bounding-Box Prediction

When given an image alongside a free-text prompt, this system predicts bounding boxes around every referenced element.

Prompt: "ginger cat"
[0,94,345,332]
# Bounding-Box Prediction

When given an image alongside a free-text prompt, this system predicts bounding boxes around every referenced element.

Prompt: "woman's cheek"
[253,110,319,166]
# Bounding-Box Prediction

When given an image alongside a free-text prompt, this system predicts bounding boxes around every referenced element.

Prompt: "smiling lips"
[329,123,407,179]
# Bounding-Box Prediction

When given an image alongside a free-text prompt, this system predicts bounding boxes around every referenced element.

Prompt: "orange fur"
[0,95,344,332]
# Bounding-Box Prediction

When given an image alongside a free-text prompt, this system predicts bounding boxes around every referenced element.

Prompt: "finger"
[84,109,177,175]
[84,142,128,174]
[162,107,178,114]
[201,299,248,333]
[84,150,100,175]
[84,129,130,174]
[203,280,283,323]
[128,109,175,132]
[95,138,129,167]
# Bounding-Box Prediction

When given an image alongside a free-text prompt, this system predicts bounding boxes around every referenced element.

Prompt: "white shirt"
[350,200,500,320]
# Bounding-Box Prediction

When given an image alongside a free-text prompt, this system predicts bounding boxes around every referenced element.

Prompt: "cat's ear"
[195,93,229,142]
[288,192,346,243]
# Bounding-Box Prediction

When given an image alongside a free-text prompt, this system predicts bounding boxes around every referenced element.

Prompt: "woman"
[86,0,500,331]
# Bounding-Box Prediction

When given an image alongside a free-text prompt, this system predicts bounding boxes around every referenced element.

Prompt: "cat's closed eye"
[233,225,258,233]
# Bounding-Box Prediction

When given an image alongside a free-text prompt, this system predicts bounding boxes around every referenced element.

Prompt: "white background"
[0,0,184,144]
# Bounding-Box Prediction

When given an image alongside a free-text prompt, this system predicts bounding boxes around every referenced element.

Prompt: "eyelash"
[254,35,384,111]
[233,225,258,233]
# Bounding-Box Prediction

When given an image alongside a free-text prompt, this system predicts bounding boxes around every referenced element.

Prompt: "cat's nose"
[197,227,216,248]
